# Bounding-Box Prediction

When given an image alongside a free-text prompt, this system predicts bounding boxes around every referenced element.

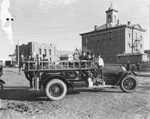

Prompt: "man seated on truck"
[41,54,48,69]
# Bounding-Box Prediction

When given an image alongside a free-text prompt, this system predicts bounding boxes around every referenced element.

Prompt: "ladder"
[23,60,96,72]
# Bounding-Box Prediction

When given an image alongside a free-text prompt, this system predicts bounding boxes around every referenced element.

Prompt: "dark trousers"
[98,66,103,79]
[24,72,33,88]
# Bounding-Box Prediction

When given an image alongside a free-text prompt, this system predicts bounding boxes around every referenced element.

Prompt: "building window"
[103,33,105,37]
[49,57,51,61]
[25,49,26,56]
[39,49,42,55]
[49,49,51,55]
[54,47,56,56]
[91,41,93,52]
[109,42,112,49]
[85,39,87,43]
[129,33,130,38]
[114,15,116,23]
[109,32,112,38]
[97,40,99,50]
[44,49,47,55]
[117,32,120,38]
[102,39,105,45]
[118,41,120,49]
[108,15,112,23]
[102,39,105,50]
[128,42,130,47]
[33,45,34,52]
[140,36,142,40]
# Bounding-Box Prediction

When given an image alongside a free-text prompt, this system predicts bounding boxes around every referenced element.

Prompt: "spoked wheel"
[120,75,138,93]
[45,79,67,100]
[0,83,3,91]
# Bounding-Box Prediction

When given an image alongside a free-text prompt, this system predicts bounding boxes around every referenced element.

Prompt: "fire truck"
[23,60,138,100]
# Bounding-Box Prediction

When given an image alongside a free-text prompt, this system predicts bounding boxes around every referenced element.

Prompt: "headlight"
[121,66,126,71]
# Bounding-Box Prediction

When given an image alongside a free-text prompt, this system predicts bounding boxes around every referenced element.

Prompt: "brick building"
[16,42,57,61]
[80,5,146,63]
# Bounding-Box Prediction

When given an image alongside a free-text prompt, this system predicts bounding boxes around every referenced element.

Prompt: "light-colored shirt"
[98,58,104,67]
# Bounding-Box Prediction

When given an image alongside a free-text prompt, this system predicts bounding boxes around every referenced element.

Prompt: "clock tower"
[106,4,118,28]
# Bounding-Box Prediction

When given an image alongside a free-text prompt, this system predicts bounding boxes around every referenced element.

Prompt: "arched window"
[114,15,116,23]
[108,15,111,23]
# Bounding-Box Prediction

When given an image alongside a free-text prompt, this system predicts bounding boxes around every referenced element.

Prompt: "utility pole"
[132,27,134,53]
[17,39,19,69]
[149,2,150,50]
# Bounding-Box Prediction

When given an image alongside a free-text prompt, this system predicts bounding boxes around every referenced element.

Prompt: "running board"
[28,88,40,91]
[88,85,115,89]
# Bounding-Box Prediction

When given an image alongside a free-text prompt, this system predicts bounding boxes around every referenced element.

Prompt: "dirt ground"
[0,68,150,119]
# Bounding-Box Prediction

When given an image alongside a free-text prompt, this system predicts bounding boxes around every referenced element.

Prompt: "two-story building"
[16,42,57,61]
[80,5,146,63]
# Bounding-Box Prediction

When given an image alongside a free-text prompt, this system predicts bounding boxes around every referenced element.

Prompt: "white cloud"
[0,0,13,44]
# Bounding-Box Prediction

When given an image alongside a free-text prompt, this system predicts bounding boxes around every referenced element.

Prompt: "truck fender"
[41,75,69,88]
[115,71,134,86]
[0,79,5,84]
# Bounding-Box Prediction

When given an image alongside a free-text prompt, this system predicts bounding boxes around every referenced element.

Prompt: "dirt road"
[0,68,150,119]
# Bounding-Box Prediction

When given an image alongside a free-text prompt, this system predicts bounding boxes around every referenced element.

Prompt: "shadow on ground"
[0,86,49,101]
[0,86,124,101]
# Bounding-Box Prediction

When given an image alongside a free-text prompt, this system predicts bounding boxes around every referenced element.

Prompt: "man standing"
[19,53,24,74]
[97,54,104,79]
[136,63,140,71]
[126,61,130,71]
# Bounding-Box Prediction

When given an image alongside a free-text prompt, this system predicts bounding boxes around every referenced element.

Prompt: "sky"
[0,0,149,61]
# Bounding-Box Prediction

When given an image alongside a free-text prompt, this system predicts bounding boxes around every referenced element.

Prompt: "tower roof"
[106,4,118,13]
[108,3,114,10]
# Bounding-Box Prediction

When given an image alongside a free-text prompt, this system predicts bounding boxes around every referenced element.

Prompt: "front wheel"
[0,83,3,91]
[120,75,138,93]
[45,79,67,100]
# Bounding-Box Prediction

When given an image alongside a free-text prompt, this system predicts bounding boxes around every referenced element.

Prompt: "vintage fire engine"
[23,60,138,100]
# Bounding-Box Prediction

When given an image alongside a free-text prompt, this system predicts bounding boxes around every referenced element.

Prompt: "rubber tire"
[0,83,3,91]
[120,75,138,93]
[45,79,67,100]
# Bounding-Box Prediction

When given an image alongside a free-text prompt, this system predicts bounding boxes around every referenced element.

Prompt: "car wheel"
[45,79,67,100]
[120,75,138,93]
[0,83,3,91]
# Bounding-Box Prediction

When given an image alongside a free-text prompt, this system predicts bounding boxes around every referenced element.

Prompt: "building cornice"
[80,24,146,36]
[105,9,118,13]
[80,25,126,36]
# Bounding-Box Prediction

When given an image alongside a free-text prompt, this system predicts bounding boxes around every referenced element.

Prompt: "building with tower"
[80,5,148,63]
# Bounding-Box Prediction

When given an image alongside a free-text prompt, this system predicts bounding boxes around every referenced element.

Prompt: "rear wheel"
[120,75,138,93]
[0,83,3,91]
[45,79,67,100]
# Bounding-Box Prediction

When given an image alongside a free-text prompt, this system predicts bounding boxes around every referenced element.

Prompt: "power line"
[0,26,92,36]
[12,14,148,23]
